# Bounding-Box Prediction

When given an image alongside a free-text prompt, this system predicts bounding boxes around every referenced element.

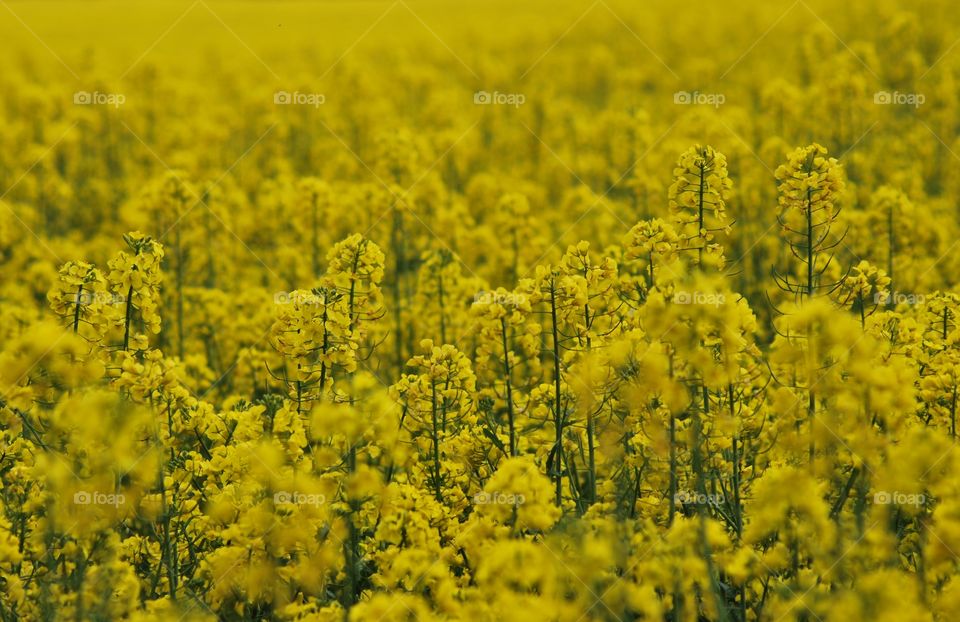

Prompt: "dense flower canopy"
[1,0,960,620]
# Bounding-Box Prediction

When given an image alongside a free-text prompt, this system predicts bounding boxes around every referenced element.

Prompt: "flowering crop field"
[3,0,960,619]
